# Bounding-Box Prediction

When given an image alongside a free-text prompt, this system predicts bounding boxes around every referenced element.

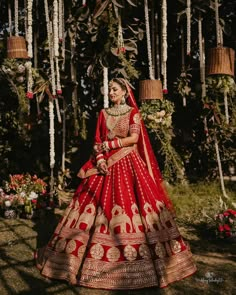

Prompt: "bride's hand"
[98,162,109,175]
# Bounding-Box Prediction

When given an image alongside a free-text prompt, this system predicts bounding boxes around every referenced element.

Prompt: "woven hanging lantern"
[206,47,235,76]
[139,80,163,100]
[7,36,28,59]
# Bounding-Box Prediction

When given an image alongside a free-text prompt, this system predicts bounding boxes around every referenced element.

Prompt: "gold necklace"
[105,103,131,117]
[105,104,131,139]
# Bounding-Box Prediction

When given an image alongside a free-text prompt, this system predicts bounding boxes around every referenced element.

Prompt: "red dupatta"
[120,79,175,213]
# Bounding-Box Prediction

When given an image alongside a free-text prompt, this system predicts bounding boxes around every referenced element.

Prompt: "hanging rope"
[161,0,167,92]
[144,0,154,80]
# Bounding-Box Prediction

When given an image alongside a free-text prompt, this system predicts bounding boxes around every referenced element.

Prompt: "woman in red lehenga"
[36,78,197,290]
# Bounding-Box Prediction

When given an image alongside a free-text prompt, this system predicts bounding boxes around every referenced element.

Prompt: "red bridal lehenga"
[36,87,197,289]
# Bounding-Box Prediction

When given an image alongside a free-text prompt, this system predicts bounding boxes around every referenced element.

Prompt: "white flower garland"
[215,0,222,46]
[58,0,63,42]
[14,0,19,36]
[8,2,12,36]
[53,0,59,58]
[144,0,154,80]
[103,66,109,108]
[27,0,33,58]
[224,89,229,124]
[49,99,55,169]
[82,0,86,6]
[161,0,167,92]
[198,17,206,98]
[24,0,28,40]
[186,0,191,55]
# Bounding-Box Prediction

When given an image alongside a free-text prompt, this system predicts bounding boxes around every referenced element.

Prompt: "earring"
[121,96,126,104]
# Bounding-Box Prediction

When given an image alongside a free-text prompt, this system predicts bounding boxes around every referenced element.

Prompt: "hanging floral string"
[186,0,191,55]
[14,0,19,36]
[8,2,12,36]
[103,66,109,108]
[24,0,27,40]
[198,16,206,98]
[144,0,154,80]
[44,0,56,192]
[224,89,229,124]
[26,0,34,99]
[117,14,125,54]
[58,0,63,43]
[161,0,168,93]
[82,0,86,7]
[215,0,223,46]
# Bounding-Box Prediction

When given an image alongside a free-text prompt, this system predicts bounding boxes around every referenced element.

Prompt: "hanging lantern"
[139,80,163,100]
[7,36,28,59]
[206,46,235,76]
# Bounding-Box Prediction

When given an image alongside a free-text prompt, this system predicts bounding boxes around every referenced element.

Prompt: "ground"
[0,183,235,295]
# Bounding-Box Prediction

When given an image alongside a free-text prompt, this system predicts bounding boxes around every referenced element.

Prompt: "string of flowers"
[58,0,63,43]
[103,66,109,108]
[198,16,206,98]
[215,0,223,46]
[49,99,55,170]
[161,0,168,93]
[14,0,19,36]
[61,0,65,71]
[8,2,12,36]
[144,0,154,80]
[117,14,126,55]
[186,0,191,55]
[26,0,34,99]
[24,0,27,40]
[82,0,86,7]
[44,0,56,192]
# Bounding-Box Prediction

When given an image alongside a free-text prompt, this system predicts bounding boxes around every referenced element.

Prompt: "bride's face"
[109,82,126,105]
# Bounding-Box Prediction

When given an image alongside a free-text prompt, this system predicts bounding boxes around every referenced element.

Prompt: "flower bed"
[215,209,236,239]
[0,174,55,219]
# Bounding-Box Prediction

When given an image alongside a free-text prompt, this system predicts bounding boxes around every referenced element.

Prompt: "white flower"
[20,192,26,198]
[28,191,38,200]
[5,200,12,207]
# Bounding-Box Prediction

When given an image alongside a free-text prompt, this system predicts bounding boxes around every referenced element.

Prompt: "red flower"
[223,212,230,216]
[223,224,231,231]
[26,91,34,99]
[225,231,232,237]
[218,225,224,232]
[163,89,168,94]
[57,89,62,95]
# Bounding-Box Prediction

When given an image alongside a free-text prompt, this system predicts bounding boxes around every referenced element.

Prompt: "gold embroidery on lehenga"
[65,239,77,254]
[75,203,96,231]
[131,203,147,232]
[170,239,182,254]
[155,242,166,258]
[95,207,108,233]
[109,204,133,233]
[139,244,151,259]
[90,243,104,260]
[55,238,67,252]
[124,245,137,261]
[106,246,120,262]
[144,202,163,231]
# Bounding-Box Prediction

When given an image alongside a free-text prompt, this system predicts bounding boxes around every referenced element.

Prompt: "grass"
[0,181,235,295]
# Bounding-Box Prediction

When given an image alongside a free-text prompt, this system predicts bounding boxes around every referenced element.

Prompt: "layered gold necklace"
[105,103,131,139]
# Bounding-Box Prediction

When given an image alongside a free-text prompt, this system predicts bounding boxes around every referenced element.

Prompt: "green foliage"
[140,99,186,183]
